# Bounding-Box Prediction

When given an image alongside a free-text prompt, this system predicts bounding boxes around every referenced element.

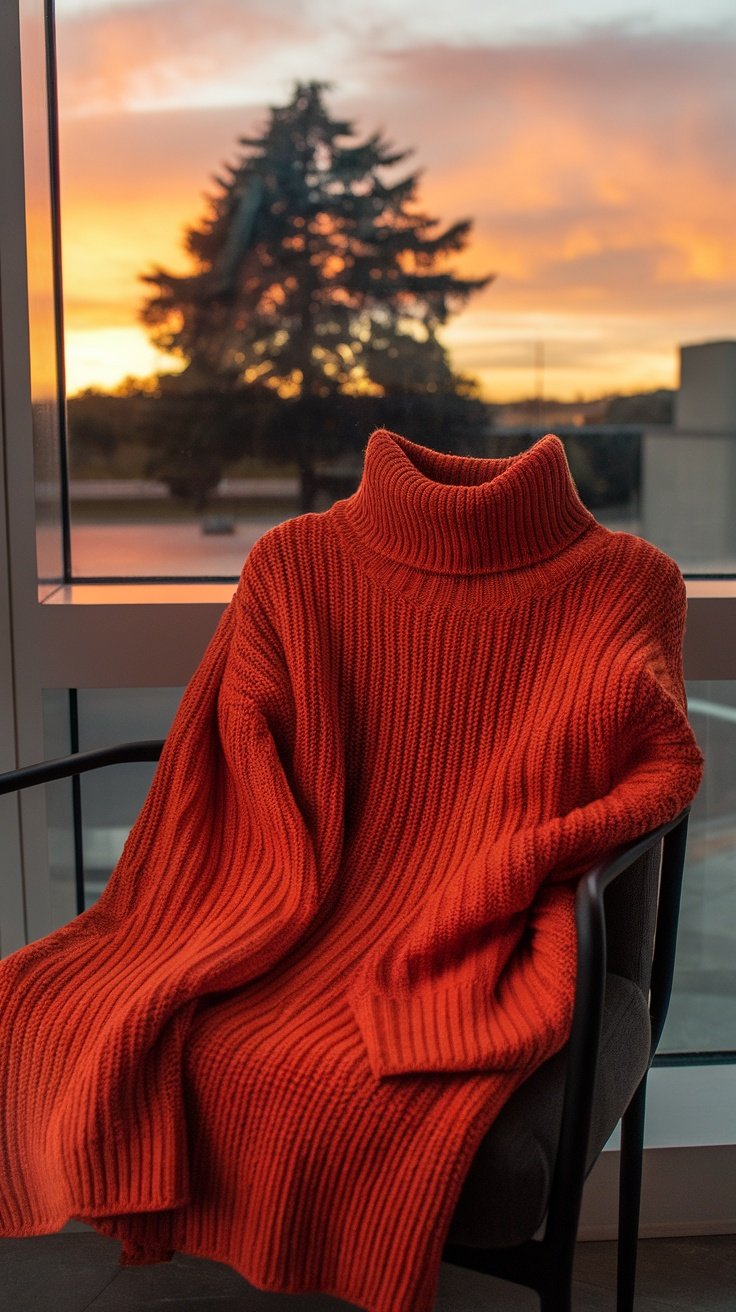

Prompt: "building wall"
[676,340,736,434]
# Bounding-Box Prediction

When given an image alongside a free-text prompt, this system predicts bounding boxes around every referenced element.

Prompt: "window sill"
[40,581,238,605]
[685,578,736,598]
[37,578,736,607]
[30,577,736,687]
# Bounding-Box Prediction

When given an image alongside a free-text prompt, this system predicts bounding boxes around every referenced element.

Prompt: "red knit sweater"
[0,430,704,1312]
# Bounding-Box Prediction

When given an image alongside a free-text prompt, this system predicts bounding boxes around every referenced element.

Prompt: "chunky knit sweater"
[0,430,704,1312]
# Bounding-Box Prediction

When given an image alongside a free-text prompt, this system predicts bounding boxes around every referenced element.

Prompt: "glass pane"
[19,0,65,593]
[41,689,75,927]
[41,682,730,1056]
[43,688,181,915]
[51,4,736,579]
[660,682,736,1054]
[77,688,181,908]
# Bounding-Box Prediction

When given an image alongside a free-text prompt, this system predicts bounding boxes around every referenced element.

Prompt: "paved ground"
[35,503,736,579]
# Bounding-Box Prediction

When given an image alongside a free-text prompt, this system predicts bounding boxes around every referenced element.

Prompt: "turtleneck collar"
[337,428,599,576]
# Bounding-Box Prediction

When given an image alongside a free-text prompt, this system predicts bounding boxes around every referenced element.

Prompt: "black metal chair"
[0,745,692,1312]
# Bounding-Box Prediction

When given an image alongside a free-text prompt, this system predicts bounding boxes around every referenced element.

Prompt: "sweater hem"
[346,979,554,1078]
[0,1197,190,1235]
[119,1065,540,1312]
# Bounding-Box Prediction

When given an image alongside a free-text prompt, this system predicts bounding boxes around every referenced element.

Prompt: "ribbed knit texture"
[0,429,705,1312]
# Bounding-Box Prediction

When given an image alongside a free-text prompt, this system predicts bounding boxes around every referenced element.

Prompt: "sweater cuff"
[346,977,556,1079]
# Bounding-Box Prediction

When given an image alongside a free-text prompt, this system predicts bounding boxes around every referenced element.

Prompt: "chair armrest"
[0,740,164,795]
[543,806,691,1249]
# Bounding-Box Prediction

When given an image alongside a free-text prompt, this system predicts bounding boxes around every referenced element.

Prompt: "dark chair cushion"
[447,971,651,1249]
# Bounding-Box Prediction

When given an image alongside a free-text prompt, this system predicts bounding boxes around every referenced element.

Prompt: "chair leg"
[538,1246,574,1312]
[617,1072,648,1312]
[539,1281,572,1312]
[537,1285,572,1306]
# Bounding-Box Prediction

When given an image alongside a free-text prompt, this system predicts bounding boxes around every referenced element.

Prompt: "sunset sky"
[46,0,736,402]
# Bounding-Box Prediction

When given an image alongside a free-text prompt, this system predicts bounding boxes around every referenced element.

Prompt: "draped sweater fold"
[0,429,705,1312]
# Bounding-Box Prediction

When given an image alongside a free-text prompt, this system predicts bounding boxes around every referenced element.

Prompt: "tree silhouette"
[138,79,494,510]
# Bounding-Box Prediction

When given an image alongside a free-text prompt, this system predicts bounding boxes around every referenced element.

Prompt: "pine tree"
[138,79,494,508]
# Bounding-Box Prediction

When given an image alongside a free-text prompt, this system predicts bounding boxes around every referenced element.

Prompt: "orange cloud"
[48,16,736,399]
[56,0,311,115]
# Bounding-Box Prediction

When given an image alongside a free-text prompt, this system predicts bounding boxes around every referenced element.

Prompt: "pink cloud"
[332,28,736,313]
[51,15,736,394]
[55,0,310,114]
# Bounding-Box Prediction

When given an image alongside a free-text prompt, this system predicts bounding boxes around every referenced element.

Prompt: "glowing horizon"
[43,3,736,403]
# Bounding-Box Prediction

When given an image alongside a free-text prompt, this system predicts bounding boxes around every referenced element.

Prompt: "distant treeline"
[63,384,672,512]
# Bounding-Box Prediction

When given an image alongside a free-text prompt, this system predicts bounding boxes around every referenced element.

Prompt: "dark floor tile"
[84,1250,363,1310]
[573,1236,736,1311]
[1,1231,734,1312]
[435,1261,536,1310]
[0,1232,121,1312]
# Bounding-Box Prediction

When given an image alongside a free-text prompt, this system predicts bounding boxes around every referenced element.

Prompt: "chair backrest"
[603,841,662,1000]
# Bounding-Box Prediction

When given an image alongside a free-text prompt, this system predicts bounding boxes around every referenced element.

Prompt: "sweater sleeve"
[346,566,705,1080]
[75,533,344,960]
[0,536,345,1214]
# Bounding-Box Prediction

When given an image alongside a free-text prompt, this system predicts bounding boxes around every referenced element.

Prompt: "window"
[1,0,734,1202]
[43,0,736,582]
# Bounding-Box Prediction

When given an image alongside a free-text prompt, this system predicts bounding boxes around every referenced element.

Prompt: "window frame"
[1,0,735,1233]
